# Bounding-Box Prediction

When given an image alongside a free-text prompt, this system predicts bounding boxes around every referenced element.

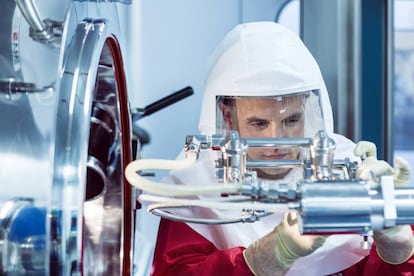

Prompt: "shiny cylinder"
[300,182,414,234]
[14,0,46,33]
[299,182,372,233]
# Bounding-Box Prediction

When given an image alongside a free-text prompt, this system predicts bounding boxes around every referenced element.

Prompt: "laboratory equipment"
[126,129,414,248]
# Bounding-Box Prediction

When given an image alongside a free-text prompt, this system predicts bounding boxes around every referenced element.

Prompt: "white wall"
[125,0,285,168]
[122,1,287,275]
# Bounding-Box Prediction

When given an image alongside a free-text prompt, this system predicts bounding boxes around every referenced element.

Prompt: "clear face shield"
[216,90,325,179]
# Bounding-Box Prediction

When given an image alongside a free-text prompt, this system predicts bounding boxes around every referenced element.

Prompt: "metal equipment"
[125,129,414,248]
[1,0,134,274]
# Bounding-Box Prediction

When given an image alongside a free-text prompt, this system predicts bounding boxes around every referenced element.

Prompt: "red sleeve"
[341,225,414,276]
[151,218,254,276]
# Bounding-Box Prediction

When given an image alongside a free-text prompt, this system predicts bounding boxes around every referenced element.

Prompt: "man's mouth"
[262,153,289,160]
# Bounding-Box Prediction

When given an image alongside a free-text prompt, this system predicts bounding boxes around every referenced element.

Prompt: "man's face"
[221,96,305,179]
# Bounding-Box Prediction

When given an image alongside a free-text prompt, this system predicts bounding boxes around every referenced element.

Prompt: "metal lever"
[131,86,194,148]
[132,86,194,121]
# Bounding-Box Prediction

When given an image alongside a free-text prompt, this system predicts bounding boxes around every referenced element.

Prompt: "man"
[217,93,314,179]
[151,21,414,275]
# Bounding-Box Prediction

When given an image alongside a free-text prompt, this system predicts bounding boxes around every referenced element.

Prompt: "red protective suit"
[152,219,414,276]
[341,225,414,276]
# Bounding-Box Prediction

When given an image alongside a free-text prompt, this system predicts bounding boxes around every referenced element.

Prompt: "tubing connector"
[15,0,63,47]
[185,135,209,155]
[310,130,336,180]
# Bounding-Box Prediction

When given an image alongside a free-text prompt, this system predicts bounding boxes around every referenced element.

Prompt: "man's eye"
[283,114,302,126]
[250,120,269,129]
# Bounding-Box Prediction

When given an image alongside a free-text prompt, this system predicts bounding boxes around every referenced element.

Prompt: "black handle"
[141,86,194,117]
[131,86,194,147]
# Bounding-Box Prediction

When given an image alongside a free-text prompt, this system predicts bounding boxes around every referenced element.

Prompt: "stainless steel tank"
[0,0,135,274]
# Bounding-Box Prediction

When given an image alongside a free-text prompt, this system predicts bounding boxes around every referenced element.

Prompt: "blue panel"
[8,207,46,243]
[361,0,386,159]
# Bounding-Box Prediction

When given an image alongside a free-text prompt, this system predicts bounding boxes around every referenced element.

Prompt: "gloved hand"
[373,225,414,264]
[243,211,326,275]
[393,156,411,186]
[354,141,410,186]
[354,141,414,264]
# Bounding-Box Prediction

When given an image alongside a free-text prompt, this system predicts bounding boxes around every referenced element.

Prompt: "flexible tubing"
[125,151,242,196]
[140,194,289,213]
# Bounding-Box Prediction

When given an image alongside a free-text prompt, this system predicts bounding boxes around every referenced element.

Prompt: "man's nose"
[267,122,284,138]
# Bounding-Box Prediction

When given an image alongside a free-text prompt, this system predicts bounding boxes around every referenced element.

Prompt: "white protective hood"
[199,21,334,137]
[163,22,369,275]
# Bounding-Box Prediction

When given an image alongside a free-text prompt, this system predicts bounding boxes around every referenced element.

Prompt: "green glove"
[354,141,414,264]
[243,212,326,275]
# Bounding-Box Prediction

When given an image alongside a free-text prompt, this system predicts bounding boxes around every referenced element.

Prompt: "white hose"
[124,151,241,196]
[139,194,288,213]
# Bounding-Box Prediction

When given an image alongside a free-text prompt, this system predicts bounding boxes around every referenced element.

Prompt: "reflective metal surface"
[126,129,414,249]
[0,0,133,275]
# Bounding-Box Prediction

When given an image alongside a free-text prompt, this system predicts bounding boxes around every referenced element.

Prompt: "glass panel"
[393,0,414,186]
